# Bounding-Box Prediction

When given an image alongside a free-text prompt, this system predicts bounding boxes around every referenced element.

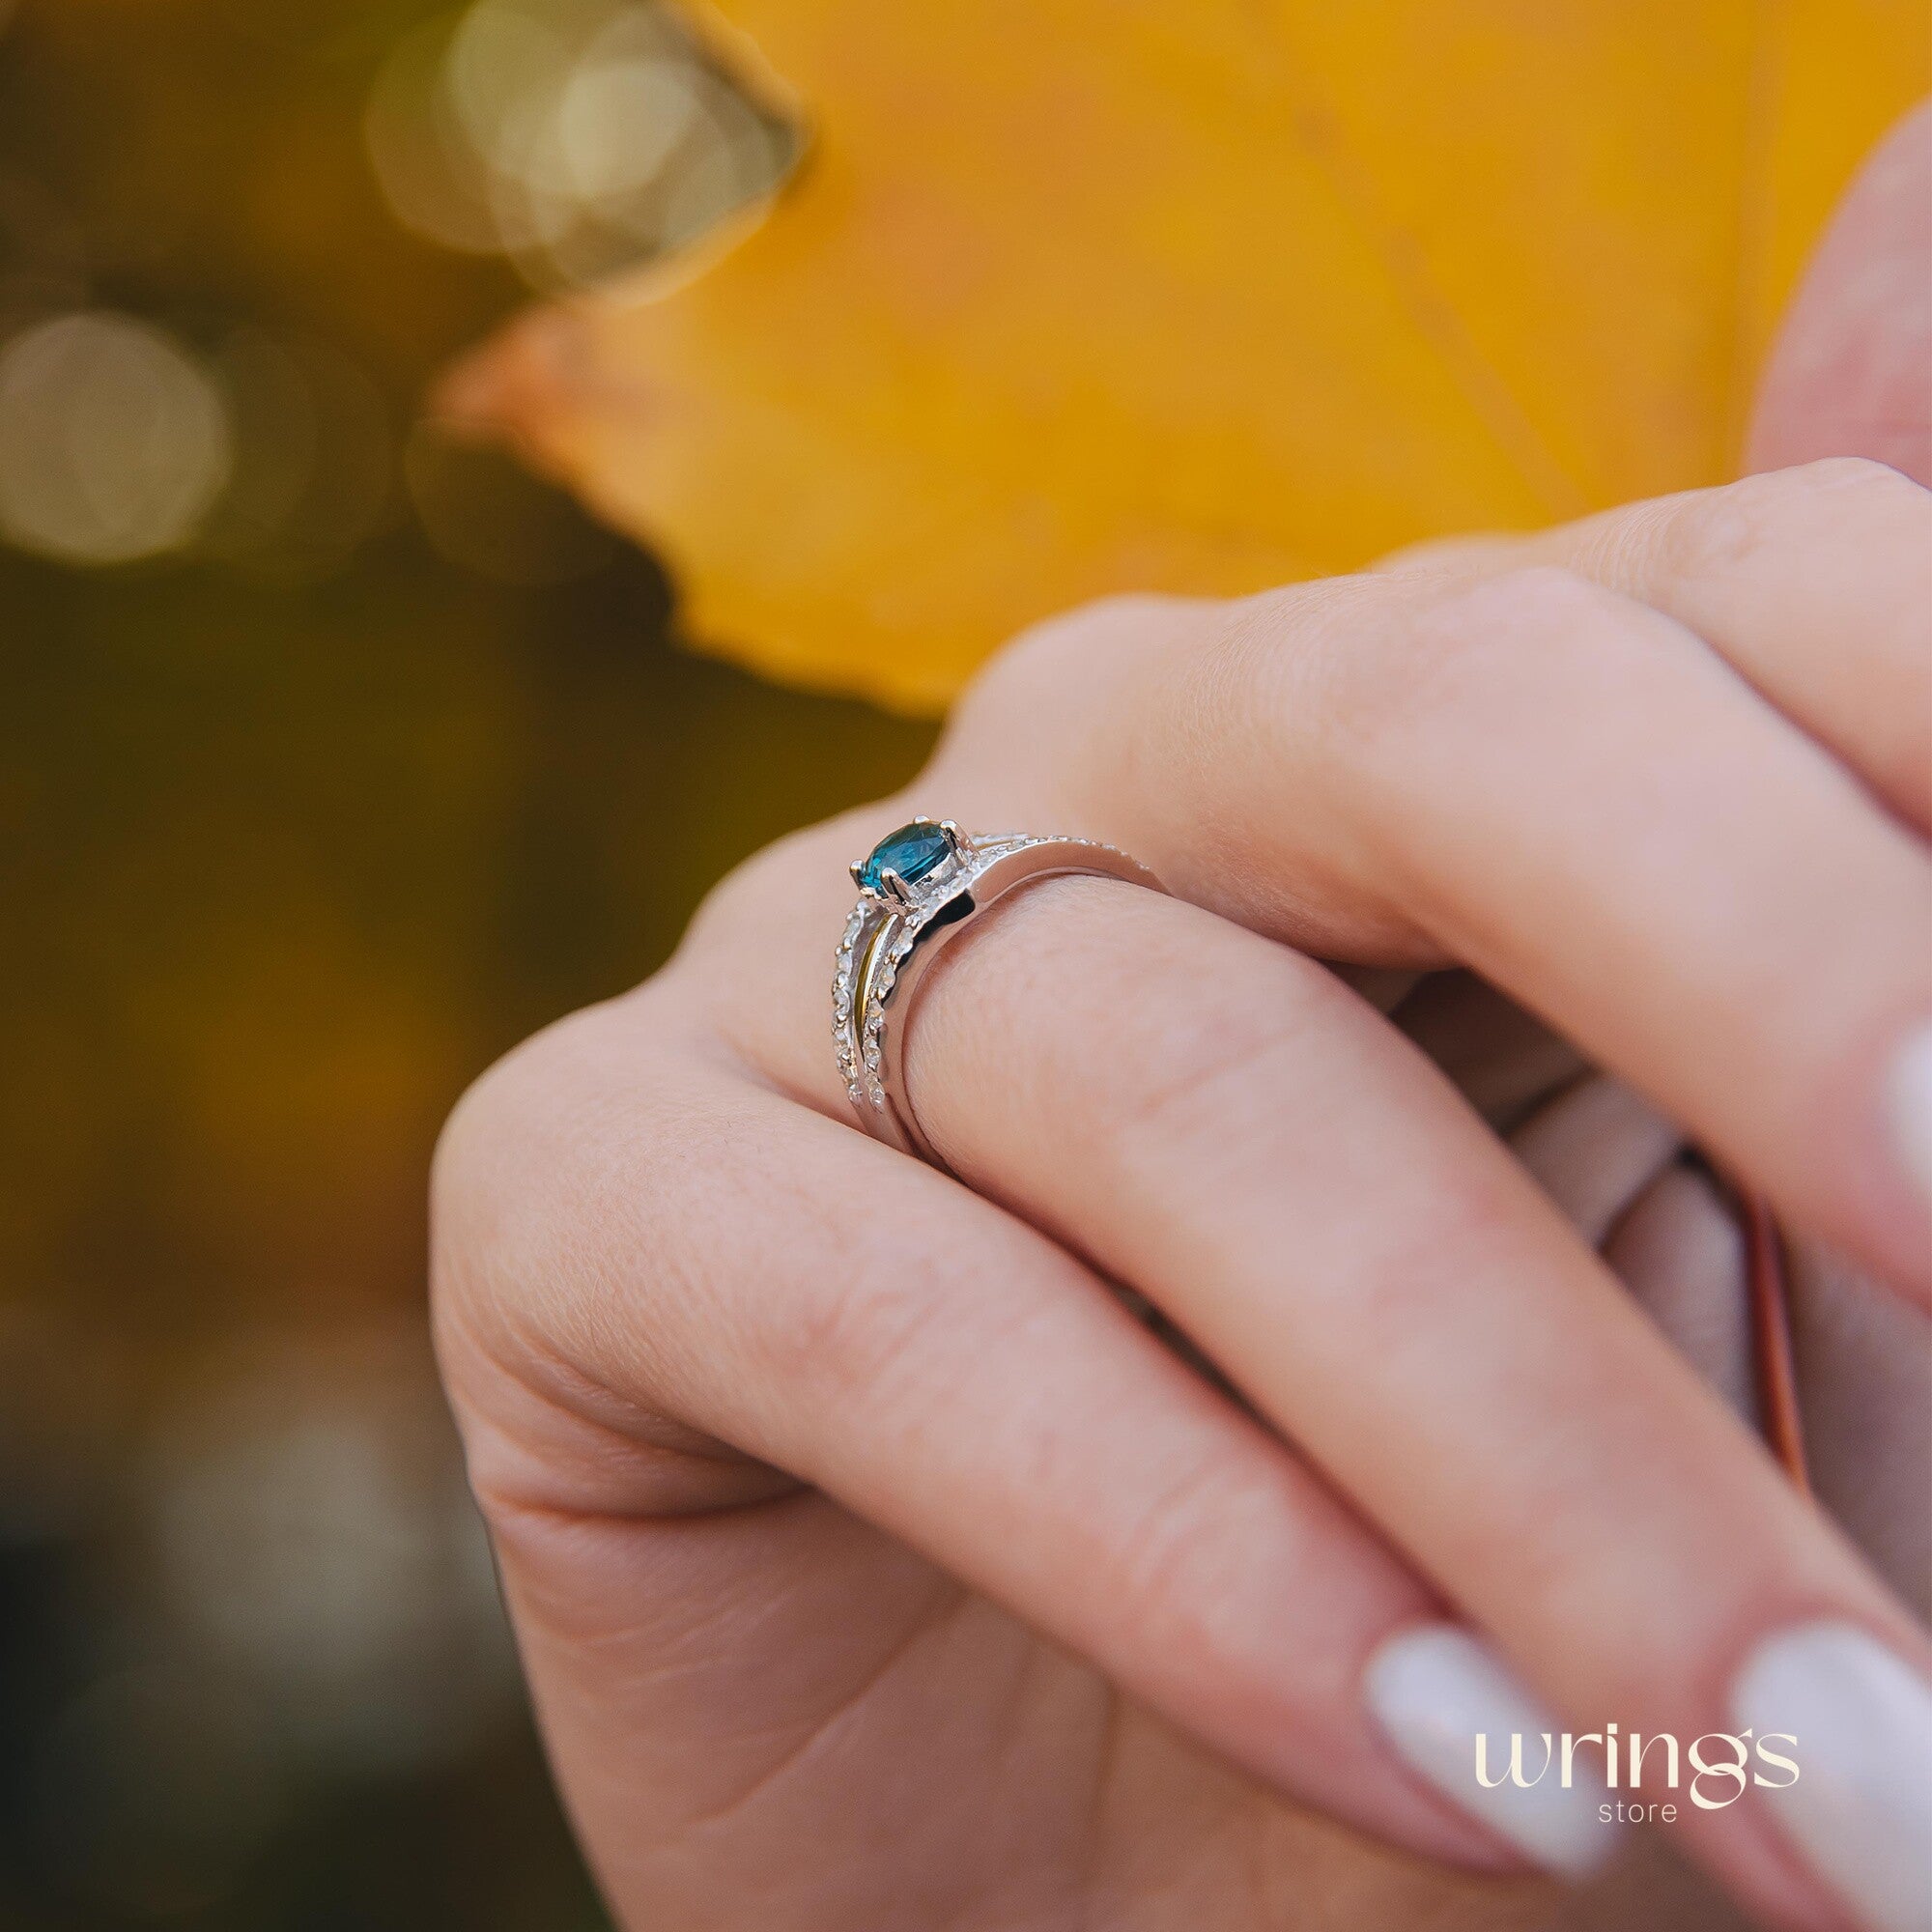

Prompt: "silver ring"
[833,818,1166,1164]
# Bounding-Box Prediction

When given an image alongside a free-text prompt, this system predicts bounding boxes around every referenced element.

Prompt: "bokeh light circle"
[560,51,699,203]
[366,0,794,291]
[0,311,233,566]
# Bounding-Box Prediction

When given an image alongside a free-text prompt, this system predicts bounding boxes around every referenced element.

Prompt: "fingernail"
[1888,1021,1932,1212]
[1732,1622,1932,1932]
[1364,1624,1614,1880]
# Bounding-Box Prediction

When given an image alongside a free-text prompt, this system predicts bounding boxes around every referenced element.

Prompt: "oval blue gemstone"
[859,821,952,893]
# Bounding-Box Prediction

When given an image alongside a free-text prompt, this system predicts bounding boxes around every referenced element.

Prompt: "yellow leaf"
[445,2,1929,714]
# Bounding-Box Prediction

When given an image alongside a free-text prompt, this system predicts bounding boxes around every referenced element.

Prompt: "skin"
[431,104,1932,1932]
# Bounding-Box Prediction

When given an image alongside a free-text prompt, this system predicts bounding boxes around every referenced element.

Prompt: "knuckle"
[1210,574,1376,688]
[1450,558,1605,624]
[1179,574,1393,767]
[429,996,675,1329]
[946,591,1212,757]
[431,998,781,1520]
[432,1006,590,1223]
[1410,561,1605,671]
[990,591,1204,684]
[431,1037,564,1334]
[1778,451,1915,499]
[430,1035,551,1295]
[1314,563,1599,746]
[1662,456,1923,578]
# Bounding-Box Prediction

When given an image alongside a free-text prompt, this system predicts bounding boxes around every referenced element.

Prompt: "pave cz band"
[834,818,1166,1164]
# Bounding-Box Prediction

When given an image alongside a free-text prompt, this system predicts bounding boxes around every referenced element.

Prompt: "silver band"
[834,820,1165,1164]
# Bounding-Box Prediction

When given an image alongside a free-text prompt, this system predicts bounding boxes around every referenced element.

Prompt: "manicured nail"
[1732,1622,1932,1932]
[1889,1022,1932,1212]
[1364,1625,1614,1880]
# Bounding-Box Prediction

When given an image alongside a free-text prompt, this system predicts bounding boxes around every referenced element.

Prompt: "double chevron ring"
[833,818,1165,1166]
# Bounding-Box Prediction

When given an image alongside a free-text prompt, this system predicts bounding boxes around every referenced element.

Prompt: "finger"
[1602,1162,1756,1424]
[1388,460,1932,829]
[894,872,1932,1932]
[1747,98,1932,488]
[1788,1244,1932,1614]
[963,566,1932,1300]
[1506,1074,1681,1245]
[431,996,1565,1877]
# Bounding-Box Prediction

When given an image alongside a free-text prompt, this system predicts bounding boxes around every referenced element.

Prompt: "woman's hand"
[430,110,1932,1932]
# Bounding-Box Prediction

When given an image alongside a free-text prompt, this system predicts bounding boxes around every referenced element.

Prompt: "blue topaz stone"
[857,819,955,895]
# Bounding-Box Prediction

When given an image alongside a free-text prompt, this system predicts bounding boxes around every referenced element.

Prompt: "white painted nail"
[1889,1022,1932,1213]
[1364,1624,1614,1880]
[1732,1622,1932,1932]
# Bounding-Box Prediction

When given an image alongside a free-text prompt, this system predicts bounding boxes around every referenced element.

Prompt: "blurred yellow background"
[0,1,928,1923]
[447,0,1928,708]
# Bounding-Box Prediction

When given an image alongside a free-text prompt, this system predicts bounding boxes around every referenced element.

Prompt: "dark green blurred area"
[0,1,932,1923]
